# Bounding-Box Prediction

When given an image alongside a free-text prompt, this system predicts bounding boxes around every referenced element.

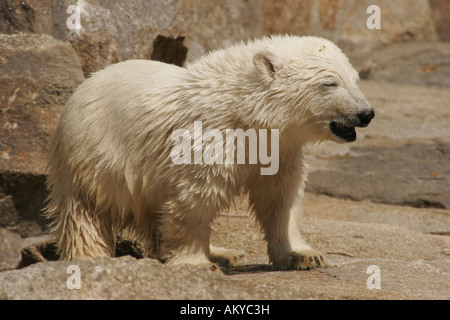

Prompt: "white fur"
[46,35,371,270]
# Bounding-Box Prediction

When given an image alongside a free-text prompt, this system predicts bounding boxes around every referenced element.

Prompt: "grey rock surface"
[0,228,22,271]
[307,142,450,209]
[1,212,448,299]
[355,42,450,88]
[0,33,84,237]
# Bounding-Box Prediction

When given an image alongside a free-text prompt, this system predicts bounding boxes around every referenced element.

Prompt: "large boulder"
[0,0,187,75]
[70,0,187,75]
[0,33,85,237]
[0,33,84,174]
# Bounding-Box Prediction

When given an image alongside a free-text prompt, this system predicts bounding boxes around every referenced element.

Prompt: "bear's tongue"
[330,122,356,142]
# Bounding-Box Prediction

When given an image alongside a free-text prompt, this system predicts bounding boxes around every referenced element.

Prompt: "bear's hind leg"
[158,200,215,268]
[49,197,115,260]
[209,245,246,267]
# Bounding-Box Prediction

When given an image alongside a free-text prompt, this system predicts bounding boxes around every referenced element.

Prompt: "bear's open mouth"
[330,122,356,142]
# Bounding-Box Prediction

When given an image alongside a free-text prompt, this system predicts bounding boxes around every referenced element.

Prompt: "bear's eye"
[323,82,337,87]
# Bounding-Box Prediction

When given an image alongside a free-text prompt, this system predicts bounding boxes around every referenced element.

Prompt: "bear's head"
[252,36,374,144]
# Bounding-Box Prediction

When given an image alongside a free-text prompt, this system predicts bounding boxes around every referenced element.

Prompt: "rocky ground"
[1,73,449,299]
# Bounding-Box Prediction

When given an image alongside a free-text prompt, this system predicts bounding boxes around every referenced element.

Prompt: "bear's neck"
[184,54,279,129]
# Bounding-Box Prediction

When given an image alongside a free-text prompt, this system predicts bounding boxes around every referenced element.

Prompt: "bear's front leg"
[265,204,331,271]
[262,196,330,270]
[248,157,330,271]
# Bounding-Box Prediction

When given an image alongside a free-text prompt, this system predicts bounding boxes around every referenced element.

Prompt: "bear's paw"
[273,250,331,271]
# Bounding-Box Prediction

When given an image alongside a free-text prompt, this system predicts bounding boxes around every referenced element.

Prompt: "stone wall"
[180,0,263,62]
[183,0,447,61]
[263,0,438,53]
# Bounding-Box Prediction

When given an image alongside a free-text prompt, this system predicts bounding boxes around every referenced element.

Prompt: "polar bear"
[45,35,374,270]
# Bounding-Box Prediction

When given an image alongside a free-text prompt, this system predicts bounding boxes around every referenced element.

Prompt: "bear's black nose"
[357,109,375,127]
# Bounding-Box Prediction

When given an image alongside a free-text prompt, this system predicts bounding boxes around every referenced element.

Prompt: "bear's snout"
[357,108,375,127]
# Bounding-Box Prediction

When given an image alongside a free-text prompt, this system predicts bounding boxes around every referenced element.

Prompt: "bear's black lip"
[330,121,356,142]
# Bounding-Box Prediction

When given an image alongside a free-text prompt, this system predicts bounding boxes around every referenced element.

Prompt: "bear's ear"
[253,51,276,79]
